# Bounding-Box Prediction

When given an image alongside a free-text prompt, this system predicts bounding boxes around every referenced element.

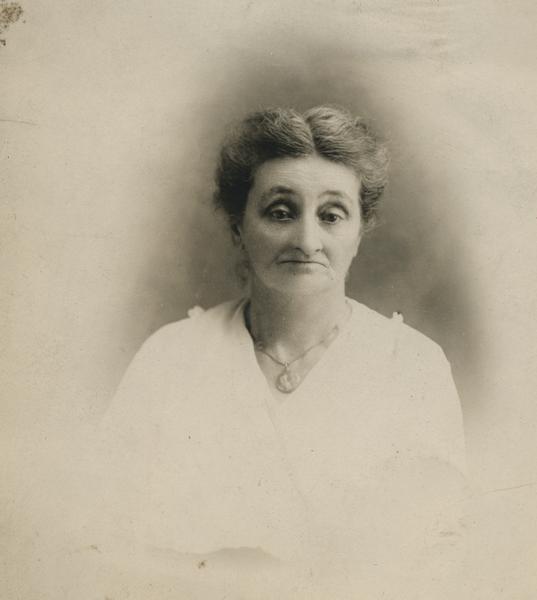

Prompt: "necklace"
[254,327,340,393]
[246,303,345,393]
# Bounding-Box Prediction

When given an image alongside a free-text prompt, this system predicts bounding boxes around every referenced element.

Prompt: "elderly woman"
[92,106,467,599]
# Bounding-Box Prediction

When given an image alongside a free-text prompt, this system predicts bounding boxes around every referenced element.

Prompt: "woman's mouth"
[279,259,327,268]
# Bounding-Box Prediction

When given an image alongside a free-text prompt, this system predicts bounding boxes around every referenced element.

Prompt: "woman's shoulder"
[135,298,244,355]
[348,299,465,473]
[107,298,245,417]
[347,298,446,364]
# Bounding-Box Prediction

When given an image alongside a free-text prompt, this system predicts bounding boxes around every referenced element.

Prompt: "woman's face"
[238,154,363,297]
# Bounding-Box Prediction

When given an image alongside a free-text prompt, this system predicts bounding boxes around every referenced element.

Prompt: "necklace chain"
[245,301,350,393]
[253,325,339,369]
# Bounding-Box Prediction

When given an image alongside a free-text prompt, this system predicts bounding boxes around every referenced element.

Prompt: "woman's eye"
[268,207,292,221]
[321,212,344,224]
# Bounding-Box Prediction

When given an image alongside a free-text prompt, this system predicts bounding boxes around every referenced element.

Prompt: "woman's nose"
[293,215,323,256]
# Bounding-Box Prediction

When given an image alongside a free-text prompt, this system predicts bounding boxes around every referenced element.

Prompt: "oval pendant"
[276,369,302,393]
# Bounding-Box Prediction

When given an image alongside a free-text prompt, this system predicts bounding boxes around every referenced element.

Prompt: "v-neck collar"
[229,297,356,404]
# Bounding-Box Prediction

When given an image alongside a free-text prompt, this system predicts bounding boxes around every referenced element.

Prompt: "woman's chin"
[265,276,340,297]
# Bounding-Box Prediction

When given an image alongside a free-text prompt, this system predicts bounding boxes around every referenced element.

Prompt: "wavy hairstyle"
[214,105,389,233]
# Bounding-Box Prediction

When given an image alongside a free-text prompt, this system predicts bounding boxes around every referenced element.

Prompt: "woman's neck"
[247,281,350,362]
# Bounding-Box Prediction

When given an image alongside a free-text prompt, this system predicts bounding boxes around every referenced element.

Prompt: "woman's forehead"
[250,154,361,198]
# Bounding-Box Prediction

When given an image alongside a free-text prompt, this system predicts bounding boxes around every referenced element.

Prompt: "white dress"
[92,298,467,599]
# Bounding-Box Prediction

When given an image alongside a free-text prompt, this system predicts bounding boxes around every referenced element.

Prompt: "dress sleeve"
[392,320,467,476]
[418,347,469,596]
[386,325,470,597]
[88,320,195,560]
[60,327,178,599]
[421,344,467,476]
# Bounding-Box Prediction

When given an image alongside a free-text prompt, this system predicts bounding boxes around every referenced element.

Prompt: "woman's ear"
[353,221,363,258]
[353,236,362,258]
[230,221,242,246]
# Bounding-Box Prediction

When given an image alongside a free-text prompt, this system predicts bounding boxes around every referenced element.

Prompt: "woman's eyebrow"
[321,190,354,202]
[259,186,296,204]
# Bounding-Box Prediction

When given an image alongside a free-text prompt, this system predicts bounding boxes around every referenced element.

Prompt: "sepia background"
[2,0,537,597]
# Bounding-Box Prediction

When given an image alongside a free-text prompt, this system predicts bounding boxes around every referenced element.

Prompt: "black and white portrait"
[3,1,537,598]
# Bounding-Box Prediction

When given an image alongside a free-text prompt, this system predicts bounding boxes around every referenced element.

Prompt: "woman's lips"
[279,259,327,267]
